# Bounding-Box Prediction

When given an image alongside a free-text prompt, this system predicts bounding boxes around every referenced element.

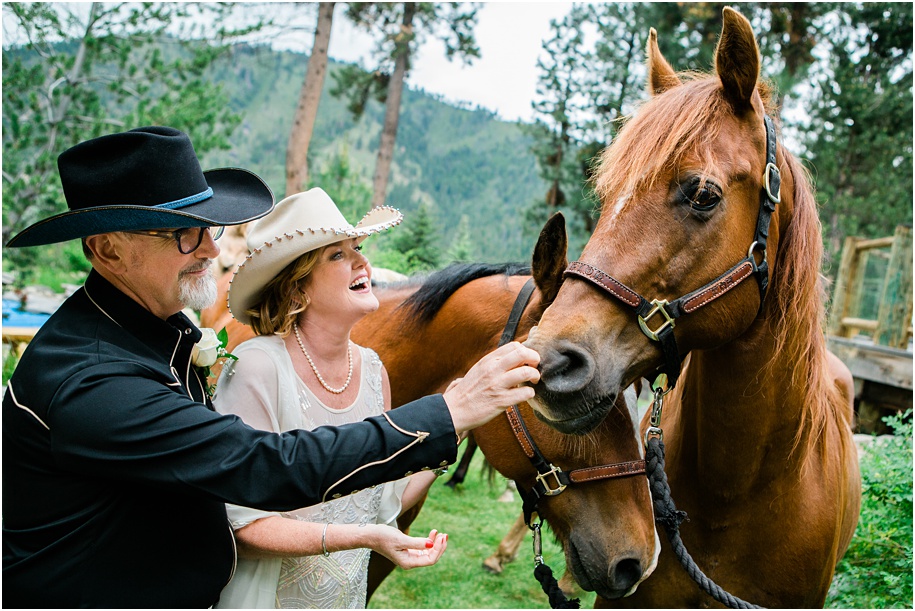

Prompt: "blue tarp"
[2,300,52,328]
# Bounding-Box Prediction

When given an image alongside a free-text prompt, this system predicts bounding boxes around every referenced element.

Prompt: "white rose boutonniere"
[192,327,222,368]
[192,327,238,397]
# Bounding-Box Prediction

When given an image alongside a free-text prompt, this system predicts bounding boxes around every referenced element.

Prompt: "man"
[2,126,540,607]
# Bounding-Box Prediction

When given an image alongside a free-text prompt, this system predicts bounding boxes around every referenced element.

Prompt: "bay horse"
[201,225,660,601]
[524,8,861,608]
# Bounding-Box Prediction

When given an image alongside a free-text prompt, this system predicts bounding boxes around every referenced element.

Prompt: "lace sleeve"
[212,340,283,529]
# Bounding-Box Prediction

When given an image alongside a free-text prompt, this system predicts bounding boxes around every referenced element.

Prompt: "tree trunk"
[285,2,335,196]
[371,2,415,208]
[46,2,99,156]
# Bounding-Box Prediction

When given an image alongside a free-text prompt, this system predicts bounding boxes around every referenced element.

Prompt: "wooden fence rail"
[828,224,913,348]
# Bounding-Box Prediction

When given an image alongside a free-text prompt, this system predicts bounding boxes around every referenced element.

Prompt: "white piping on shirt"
[321,411,430,503]
[84,286,122,327]
[86,283,192,397]
[167,332,195,399]
[6,383,50,430]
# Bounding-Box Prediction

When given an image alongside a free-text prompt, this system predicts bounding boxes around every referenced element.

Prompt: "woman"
[213,188,448,608]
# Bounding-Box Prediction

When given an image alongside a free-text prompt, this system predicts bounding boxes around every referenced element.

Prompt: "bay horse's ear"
[715,7,760,111]
[532,212,568,307]
[647,28,680,96]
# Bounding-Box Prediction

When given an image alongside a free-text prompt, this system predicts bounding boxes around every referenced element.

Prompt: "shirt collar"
[83,269,202,349]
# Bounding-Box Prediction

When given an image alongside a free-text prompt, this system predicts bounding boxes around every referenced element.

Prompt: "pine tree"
[311,145,373,222]
[331,2,481,208]
[800,3,913,267]
[392,201,441,272]
[286,2,336,196]
[446,214,475,262]
[2,2,267,274]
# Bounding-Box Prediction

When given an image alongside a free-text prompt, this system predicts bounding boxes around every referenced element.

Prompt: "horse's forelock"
[594,75,776,211]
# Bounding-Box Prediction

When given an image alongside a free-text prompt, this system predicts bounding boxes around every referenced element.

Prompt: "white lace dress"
[212,335,407,609]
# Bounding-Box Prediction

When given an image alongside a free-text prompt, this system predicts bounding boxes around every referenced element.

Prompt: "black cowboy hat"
[5,126,275,248]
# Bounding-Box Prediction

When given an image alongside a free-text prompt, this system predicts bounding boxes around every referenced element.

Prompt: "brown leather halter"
[563,115,781,390]
[497,278,647,527]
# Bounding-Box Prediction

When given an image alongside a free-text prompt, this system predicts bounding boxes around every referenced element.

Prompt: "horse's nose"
[608,556,642,593]
[539,340,596,394]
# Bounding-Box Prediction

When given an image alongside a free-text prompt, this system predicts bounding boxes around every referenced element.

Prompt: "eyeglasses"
[124,226,225,254]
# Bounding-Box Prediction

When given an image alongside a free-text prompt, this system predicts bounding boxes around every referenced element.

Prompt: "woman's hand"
[368,525,448,569]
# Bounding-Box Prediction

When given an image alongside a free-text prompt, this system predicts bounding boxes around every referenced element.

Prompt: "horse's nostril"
[610,557,642,592]
[540,342,596,394]
[559,348,586,375]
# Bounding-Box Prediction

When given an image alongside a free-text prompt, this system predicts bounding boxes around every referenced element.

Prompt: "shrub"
[827,410,913,608]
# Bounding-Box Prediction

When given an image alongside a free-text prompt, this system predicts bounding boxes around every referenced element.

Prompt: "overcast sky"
[325,2,572,123]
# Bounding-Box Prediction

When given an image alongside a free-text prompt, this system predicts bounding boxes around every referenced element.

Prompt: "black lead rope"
[644,385,764,609]
[531,521,581,609]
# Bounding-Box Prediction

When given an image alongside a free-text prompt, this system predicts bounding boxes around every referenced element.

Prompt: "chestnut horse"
[201,230,660,600]
[525,8,860,608]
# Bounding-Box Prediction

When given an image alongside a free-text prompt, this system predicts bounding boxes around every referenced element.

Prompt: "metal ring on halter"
[650,373,671,395]
[764,162,781,203]
[748,240,767,265]
[535,465,568,496]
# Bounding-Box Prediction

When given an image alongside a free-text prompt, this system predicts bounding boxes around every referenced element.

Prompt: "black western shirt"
[2,270,457,607]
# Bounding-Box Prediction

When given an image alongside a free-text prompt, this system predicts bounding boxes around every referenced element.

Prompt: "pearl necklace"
[293,325,353,394]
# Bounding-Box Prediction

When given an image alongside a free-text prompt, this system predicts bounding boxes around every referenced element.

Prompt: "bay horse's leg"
[482,512,528,574]
[444,433,478,488]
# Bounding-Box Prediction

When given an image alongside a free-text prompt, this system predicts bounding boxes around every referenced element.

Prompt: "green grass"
[369,452,597,609]
[373,417,913,610]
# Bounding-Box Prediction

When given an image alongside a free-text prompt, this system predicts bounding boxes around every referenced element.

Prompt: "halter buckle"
[536,465,568,496]
[638,299,675,342]
[764,162,781,204]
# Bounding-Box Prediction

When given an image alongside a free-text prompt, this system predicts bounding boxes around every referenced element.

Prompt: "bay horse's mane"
[594,72,846,465]
[396,262,530,324]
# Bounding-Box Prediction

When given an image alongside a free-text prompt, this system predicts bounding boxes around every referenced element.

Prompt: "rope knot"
[533,563,581,609]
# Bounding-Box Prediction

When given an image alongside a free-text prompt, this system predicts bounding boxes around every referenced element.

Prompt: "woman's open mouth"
[349,276,370,292]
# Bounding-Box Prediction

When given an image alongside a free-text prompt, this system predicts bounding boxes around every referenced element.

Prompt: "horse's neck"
[671,315,816,491]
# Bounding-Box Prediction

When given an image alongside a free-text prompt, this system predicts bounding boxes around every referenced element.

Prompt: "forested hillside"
[4,2,910,284]
[201,45,545,264]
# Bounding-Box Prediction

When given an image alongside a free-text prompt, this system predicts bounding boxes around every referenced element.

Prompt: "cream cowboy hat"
[228,188,403,324]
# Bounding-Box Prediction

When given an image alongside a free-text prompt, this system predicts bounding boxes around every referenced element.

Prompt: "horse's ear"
[647,28,680,96]
[715,7,760,111]
[532,212,568,307]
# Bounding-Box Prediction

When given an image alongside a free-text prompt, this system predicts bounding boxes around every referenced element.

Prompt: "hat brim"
[228,206,403,325]
[5,168,274,248]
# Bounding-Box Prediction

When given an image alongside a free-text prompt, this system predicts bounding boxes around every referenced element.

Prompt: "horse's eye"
[677,178,722,214]
[690,185,721,211]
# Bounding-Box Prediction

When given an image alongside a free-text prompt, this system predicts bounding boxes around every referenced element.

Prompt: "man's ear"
[85,233,129,275]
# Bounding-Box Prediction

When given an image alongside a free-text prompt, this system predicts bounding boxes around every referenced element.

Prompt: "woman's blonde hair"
[246,247,324,337]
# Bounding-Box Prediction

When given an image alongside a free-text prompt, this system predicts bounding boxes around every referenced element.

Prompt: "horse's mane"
[398,262,530,325]
[774,152,849,464]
